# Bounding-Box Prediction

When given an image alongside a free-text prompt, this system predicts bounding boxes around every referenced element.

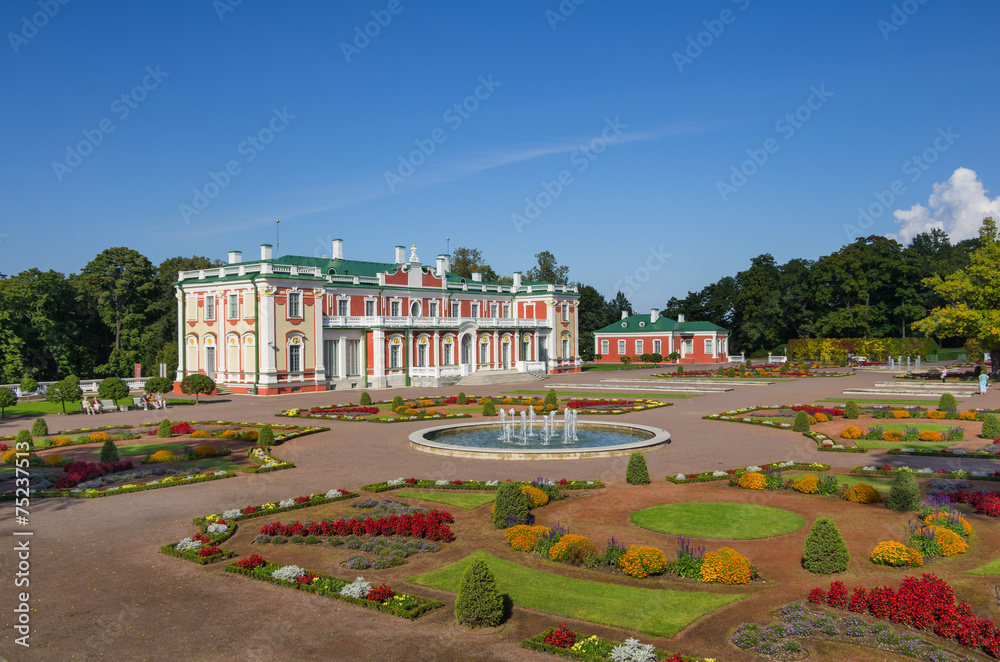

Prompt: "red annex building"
[593,309,730,364]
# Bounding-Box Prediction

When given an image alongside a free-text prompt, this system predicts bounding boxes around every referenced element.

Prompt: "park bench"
[100,399,127,413]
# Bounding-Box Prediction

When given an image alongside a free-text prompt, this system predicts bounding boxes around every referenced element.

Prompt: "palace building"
[174,241,580,395]
[593,310,729,364]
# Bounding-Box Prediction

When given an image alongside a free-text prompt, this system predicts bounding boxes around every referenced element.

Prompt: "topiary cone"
[626,452,650,484]
[455,557,504,628]
[802,517,850,574]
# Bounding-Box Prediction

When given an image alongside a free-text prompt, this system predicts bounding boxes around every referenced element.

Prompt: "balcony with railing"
[322,316,551,329]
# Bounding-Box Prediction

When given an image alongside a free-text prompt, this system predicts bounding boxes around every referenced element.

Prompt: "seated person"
[82,398,94,415]
[154,393,166,409]
[139,393,152,410]
[91,397,103,414]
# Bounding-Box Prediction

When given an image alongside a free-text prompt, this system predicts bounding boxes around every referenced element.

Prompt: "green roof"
[595,314,728,335]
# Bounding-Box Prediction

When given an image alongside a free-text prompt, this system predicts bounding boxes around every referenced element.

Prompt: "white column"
[314,290,325,383]
[175,289,185,381]
[712,332,719,362]
[493,329,499,369]
[372,329,385,388]
[259,287,277,387]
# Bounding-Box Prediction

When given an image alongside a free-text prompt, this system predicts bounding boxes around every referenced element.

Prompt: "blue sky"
[2,0,998,310]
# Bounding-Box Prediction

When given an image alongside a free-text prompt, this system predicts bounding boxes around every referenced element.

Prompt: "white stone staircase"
[456,369,546,387]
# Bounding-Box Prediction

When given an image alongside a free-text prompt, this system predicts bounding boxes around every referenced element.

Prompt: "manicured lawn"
[0,398,195,421]
[407,551,745,637]
[785,472,895,494]
[508,390,693,400]
[393,490,495,510]
[631,502,805,540]
[852,421,959,433]
[966,558,1000,576]
[817,397,939,405]
[851,439,955,451]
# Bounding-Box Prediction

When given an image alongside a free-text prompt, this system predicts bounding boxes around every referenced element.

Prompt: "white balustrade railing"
[3,376,154,397]
[322,316,552,329]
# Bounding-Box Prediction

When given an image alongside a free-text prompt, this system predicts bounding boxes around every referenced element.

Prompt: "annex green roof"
[594,314,728,335]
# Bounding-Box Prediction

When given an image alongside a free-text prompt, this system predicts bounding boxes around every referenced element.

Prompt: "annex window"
[653,339,661,354]
[288,343,302,373]
[635,340,643,355]
[617,340,626,354]
[705,338,713,354]
[600,339,609,354]
[561,305,569,322]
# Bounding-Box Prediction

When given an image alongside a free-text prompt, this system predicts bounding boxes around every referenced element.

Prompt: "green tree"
[454,557,504,628]
[449,247,502,282]
[99,438,120,463]
[457,392,467,405]
[912,218,1000,379]
[157,419,172,438]
[80,247,157,376]
[31,417,47,436]
[938,393,958,413]
[576,284,608,361]
[492,481,529,529]
[792,410,811,432]
[525,251,569,285]
[258,424,275,448]
[605,291,632,322]
[16,429,33,452]
[145,256,222,374]
[886,469,921,512]
[844,400,859,419]
[733,254,782,352]
[19,377,37,394]
[180,374,215,403]
[359,391,372,405]
[626,452,650,484]
[45,375,82,414]
[544,389,557,407]
[982,414,1000,439]
[481,399,496,416]
[802,517,850,574]
[144,377,172,394]
[0,387,16,419]
[98,376,130,405]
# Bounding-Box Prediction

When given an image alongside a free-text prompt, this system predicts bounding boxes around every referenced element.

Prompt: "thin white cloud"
[889,167,1000,244]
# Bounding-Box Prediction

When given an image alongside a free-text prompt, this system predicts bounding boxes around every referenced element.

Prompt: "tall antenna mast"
[275,219,280,257]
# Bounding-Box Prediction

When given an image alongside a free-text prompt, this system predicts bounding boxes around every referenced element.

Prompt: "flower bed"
[889,447,1000,460]
[851,466,1000,483]
[665,461,830,484]
[281,394,562,422]
[257,509,455,542]
[522,627,703,661]
[20,470,237,500]
[704,405,868,453]
[223,562,441,619]
[160,518,239,565]
[564,398,671,415]
[243,446,293,473]
[362,477,604,492]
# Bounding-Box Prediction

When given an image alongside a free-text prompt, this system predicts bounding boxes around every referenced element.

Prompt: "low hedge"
[887,448,1000,460]
[704,408,868,453]
[159,544,236,565]
[850,466,1000,482]
[361,479,604,493]
[2,471,237,501]
[224,561,442,619]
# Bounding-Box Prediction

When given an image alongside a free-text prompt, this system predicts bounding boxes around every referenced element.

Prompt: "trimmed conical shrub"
[626,452,650,484]
[792,410,811,432]
[457,392,468,405]
[481,399,496,416]
[802,517,850,574]
[982,414,1000,439]
[99,438,120,463]
[492,481,529,529]
[157,419,172,438]
[844,400,859,419]
[258,424,274,449]
[938,393,958,413]
[887,469,921,512]
[677,365,684,373]
[455,557,504,628]
[359,391,372,405]
[391,395,404,409]
[31,417,48,436]
[544,389,557,407]
[15,429,33,452]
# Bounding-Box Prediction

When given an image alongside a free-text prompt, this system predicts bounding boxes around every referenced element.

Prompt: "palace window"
[288,343,302,373]
[451,302,460,317]
[389,343,400,369]
[479,340,489,364]
[490,303,498,318]
[346,339,360,375]
[417,343,427,367]
[502,304,510,318]
[410,301,420,317]
[471,303,479,318]
[365,299,375,316]
[390,300,400,317]
[337,298,348,316]
[561,305,569,322]
[324,339,338,379]
[429,301,438,317]
[228,294,239,319]
[287,292,301,318]
[204,295,215,321]
[443,341,453,365]
[562,336,570,359]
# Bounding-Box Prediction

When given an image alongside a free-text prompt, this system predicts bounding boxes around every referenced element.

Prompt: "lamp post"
[275,219,280,257]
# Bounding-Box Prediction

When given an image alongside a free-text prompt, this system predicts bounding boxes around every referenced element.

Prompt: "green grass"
[581,364,659,372]
[507,390,693,400]
[855,421,956,433]
[407,551,744,637]
[967,558,1000,576]
[816,397,939,405]
[92,442,189,456]
[393,490,495,510]
[0,397,195,421]
[851,439,955,451]
[785,472,895,494]
[630,502,805,540]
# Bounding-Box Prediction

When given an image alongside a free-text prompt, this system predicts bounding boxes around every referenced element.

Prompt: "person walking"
[979,371,989,396]
[941,366,948,383]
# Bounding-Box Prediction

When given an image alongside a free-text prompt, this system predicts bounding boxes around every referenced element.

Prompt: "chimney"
[471,272,482,282]
[436,254,448,277]
[228,250,242,264]
[677,313,685,323]
[650,308,659,323]
[621,310,628,320]
[394,245,406,264]
[331,239,343,260]
[512,271,522,288]
[260,244,273,261]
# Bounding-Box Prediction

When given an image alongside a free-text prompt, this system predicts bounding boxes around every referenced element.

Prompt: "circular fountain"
[408,408,670,460]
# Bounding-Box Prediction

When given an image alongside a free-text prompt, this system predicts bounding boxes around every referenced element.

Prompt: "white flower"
[779,461,794,467]
[435,479,448,486]
[278,498,295,508]
[832,444,844,449]
[674,473,686,480]
[486,480,499,487]
[745,466,761,472]
[917,468,933,474]
[386,478,405,486]
[901,448,915,453]
[271,565,306,581]
[223,509,241,519]
[214,471,228,476]
[779,423,791,428]
[863,466,877,471]
[712,470,727,477]
[971,471,988,477]
[952,449,967,455]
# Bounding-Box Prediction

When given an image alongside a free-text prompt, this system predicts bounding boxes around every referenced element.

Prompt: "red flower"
[558,478,569,486]
[242,505,257,514]
[366,584,395,603]
[544,624,576,648]
[197,545,220,557]
[235,554,265,569]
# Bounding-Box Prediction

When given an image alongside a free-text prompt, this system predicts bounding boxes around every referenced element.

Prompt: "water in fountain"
[497,408,506,440]
[527,406,536,436]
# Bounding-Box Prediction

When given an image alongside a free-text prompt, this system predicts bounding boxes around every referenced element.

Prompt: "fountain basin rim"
[408,420,670,460]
